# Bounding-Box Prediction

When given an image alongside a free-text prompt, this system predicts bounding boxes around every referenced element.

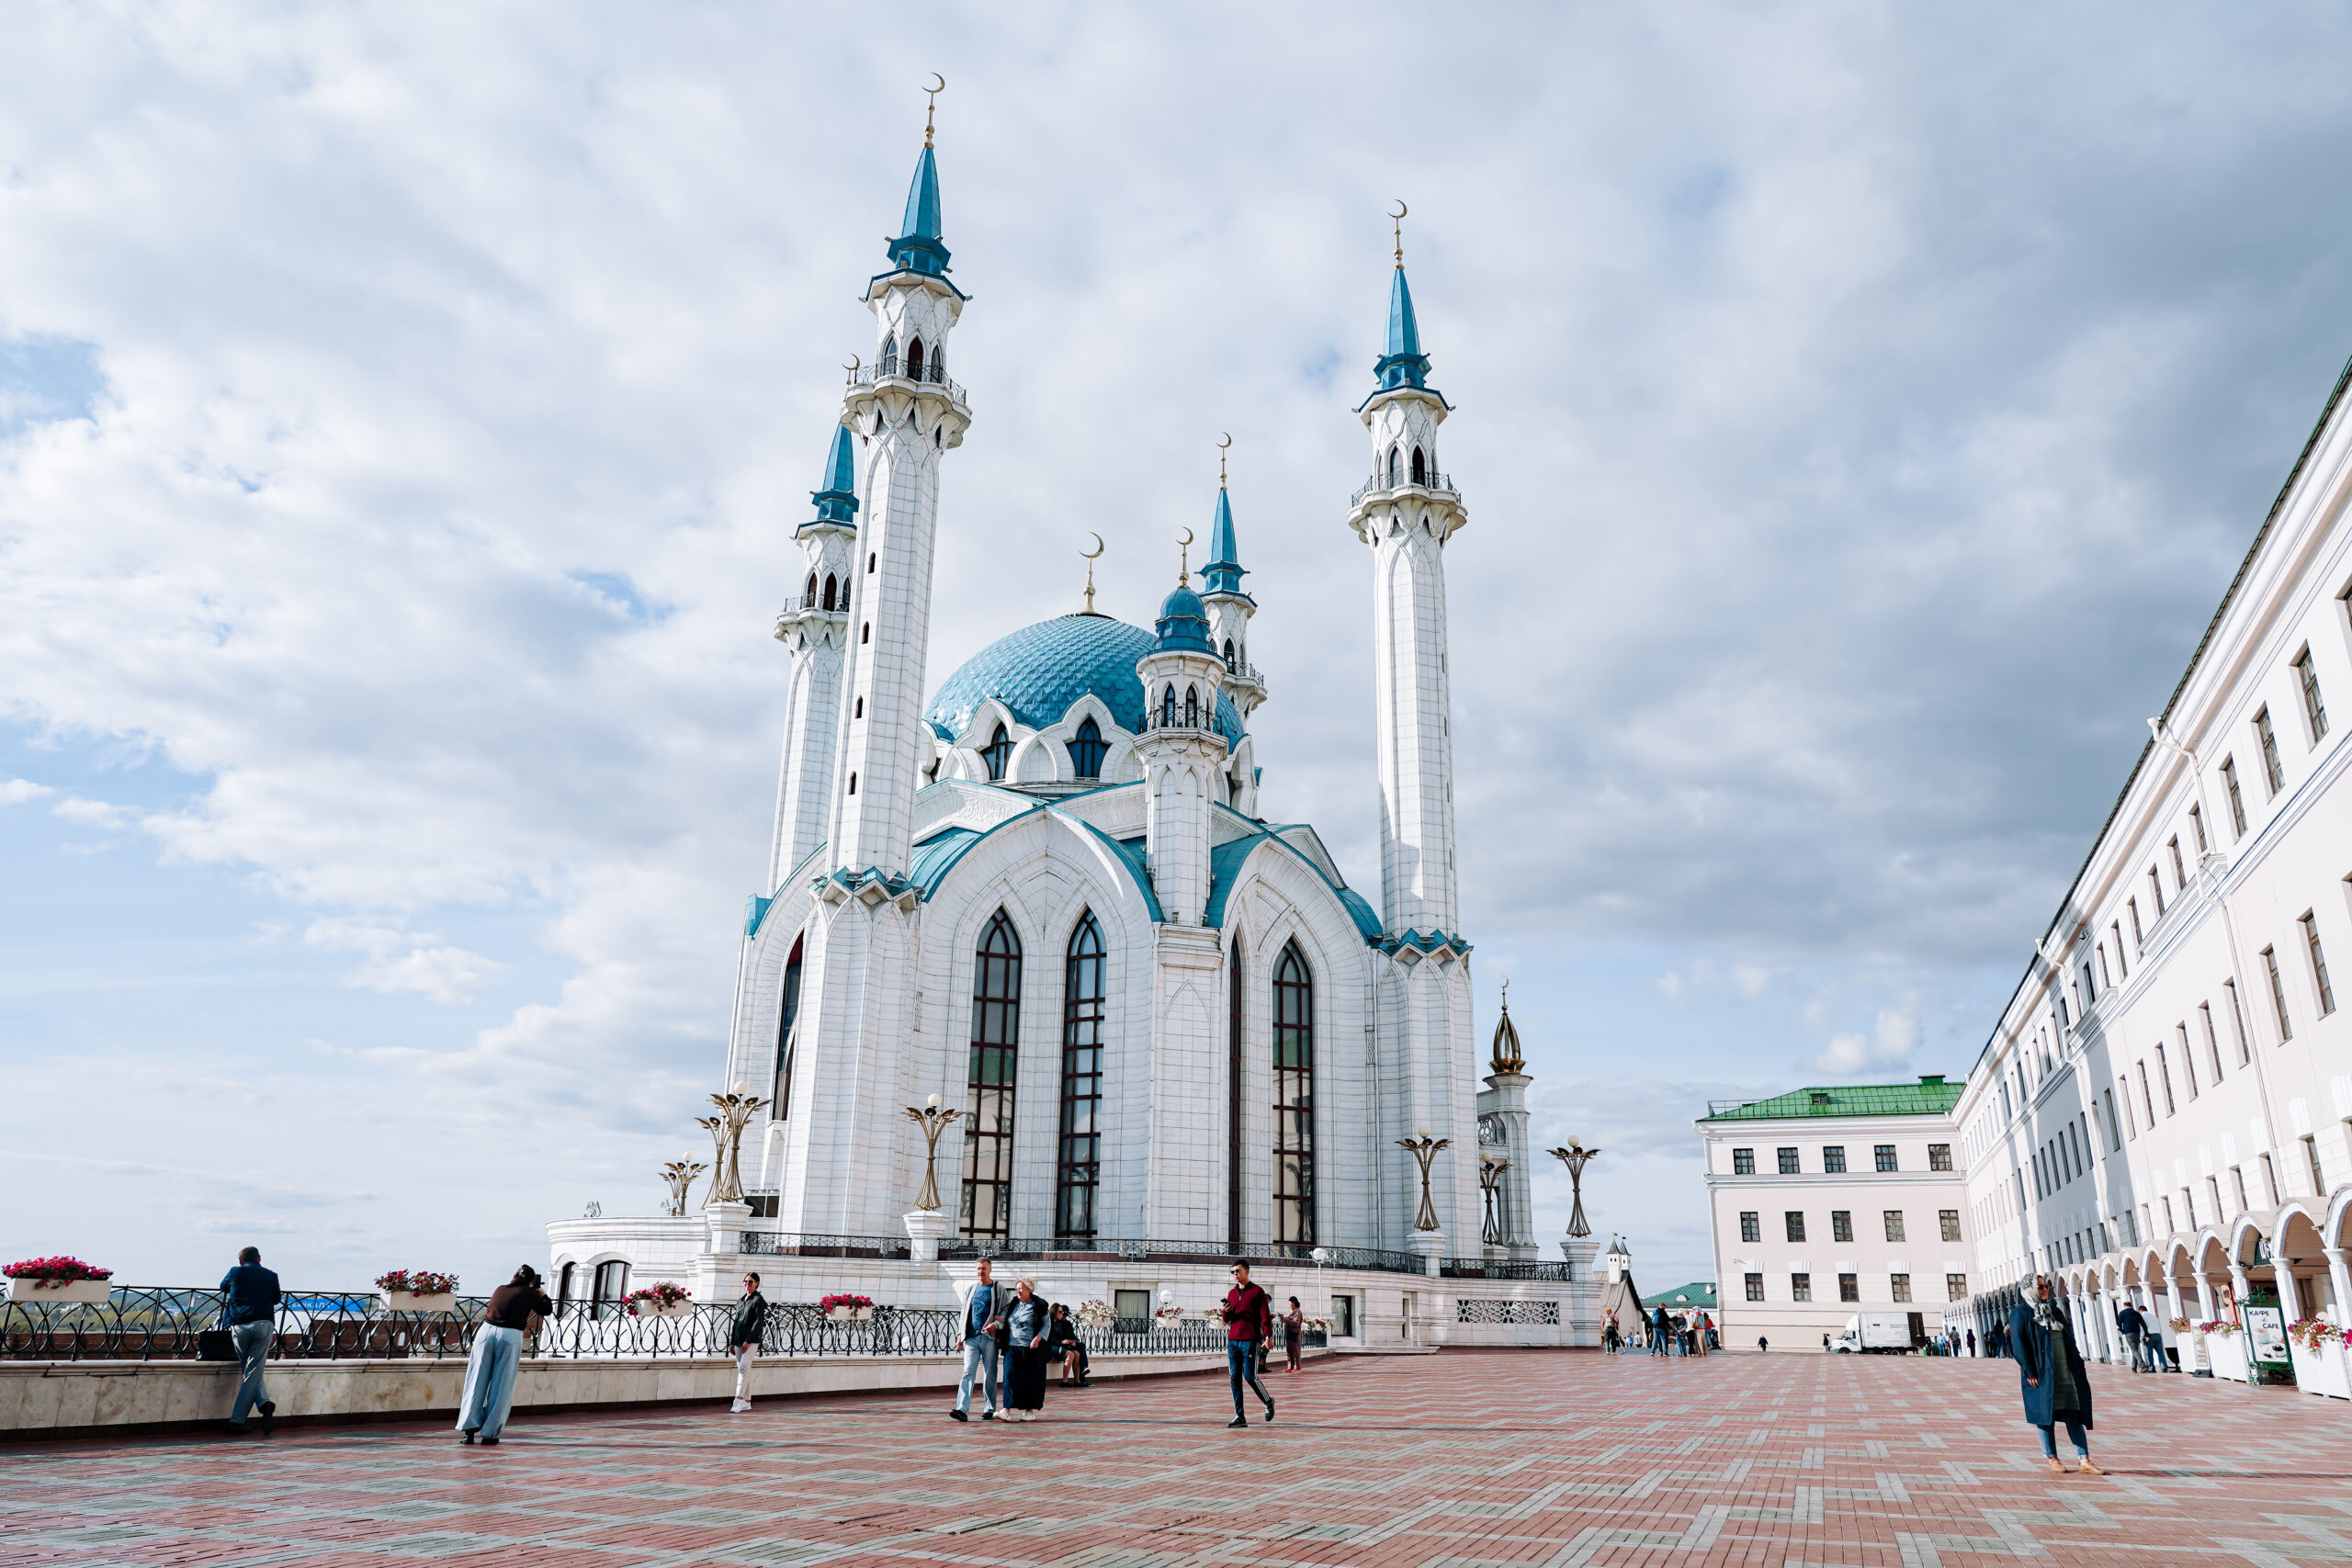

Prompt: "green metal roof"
[1700,1076,1961,1122]
[1642,1281,1718,1310]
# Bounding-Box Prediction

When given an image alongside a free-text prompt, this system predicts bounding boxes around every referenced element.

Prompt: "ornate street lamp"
[658,1159,707,1218]
[695,1081,769,1206]
[1478,1153,1510,1246]
[1396,1130,1453,1233]
[904,1094,965,1212]
[1547,1138,1600,1238]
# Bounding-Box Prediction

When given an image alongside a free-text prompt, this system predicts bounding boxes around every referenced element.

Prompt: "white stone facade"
[1949,355,2352,1393]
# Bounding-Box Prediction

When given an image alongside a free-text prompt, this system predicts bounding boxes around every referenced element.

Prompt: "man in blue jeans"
[1222,1261,1275,1428]
[220,1246,281,1437]
[948,1258,1009,1422]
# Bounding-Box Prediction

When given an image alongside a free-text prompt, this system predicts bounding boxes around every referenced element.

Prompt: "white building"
[1698,1077,1969,1348]
[1951,353,2352,1395]
[549,105,1595,1345]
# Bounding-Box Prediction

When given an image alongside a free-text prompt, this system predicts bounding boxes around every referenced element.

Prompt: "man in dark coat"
[2114,1300,2149,1373]
[2009,1276,2100,1473]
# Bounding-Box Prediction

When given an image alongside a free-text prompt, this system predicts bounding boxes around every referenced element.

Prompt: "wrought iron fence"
[936,1236,1427,1276]
[854,358,966,403]
[1349,469,1459,507]
[741,1232,912,1260]
[1441,1258,1577,1281]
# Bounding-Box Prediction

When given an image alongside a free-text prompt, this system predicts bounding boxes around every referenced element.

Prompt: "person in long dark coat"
[2008,1275,2101,1474]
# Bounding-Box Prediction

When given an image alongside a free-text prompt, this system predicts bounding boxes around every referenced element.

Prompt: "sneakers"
[730,1400,751,1414]
[1227,1416,1248,1428]
[258,1402,277,1438]
[1261,1395,1274,1423]
[949,1408,969,1422]
[980,1409,998,1420]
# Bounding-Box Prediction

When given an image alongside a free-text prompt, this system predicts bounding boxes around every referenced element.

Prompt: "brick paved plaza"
[10,1348,2352,1566]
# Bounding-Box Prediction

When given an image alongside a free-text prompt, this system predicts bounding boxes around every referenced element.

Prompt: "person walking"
[2114,1301,2147,1373]
[1048,1303,1091,1387]
[1756,1335,1769,1353]
[729,1271,767,1414]
[219,1246,281,1438]
[1001,1278,1051,1421]
[1650,1305,1672,1358]
[1222,1260,1276,1427]
[457,1265,552,1446]
[1282,1296,1306,1372]
[949,1258,1010,1422]
[2009,1275,2100,1475]
[1966,1328,1977,1358]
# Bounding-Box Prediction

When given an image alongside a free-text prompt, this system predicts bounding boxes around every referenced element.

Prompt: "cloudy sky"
[6,5,2352,1293]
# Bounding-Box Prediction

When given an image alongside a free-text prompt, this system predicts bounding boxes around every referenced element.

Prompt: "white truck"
[1829,1312,1921,1354]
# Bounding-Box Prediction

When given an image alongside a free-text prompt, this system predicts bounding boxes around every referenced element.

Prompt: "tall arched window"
[556,1261,575,1312]
[772,933,803,1122]
[960,910,1023,1239]
[1184,685,1200,727]
[983,724,1012,781]
[1067,716,1106,780]
[1387,445,1401,487]
[1160,684,1177,727]
[907,336,926,380]
[822,573,838,611]
[1228,937,1246,1251]
[1410,446,1427,486]
[1055,912,1106,1243]
[1272,940,1315,1244]
[1222,637,1234,665]
[881,333,898,375]
[804,570,817,604]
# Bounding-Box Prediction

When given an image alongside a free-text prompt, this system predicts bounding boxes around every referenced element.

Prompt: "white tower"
[767,424,859,888]
[1198,451,1266,722]
[1134,565,1228,930]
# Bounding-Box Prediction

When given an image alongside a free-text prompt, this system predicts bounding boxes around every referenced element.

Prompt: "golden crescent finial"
[1079,531,1103,613]
[1176,526,1193,586]
[1390,199,1408,221]
[1391,200,1408,267]
[1177,527,1193,547]
[1081,531,1104,559]
[1217,432,1231,489]
[923,73,945,144]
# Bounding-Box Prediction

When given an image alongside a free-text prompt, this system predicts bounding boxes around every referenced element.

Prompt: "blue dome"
[927,615,1243,745]
[1155,585,1213,652]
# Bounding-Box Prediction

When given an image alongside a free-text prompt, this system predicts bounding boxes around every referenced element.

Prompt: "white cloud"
[1814,1006,1922,1075]
[303,919,504,1006]
[0,778,51,805]
[50,795,130,827]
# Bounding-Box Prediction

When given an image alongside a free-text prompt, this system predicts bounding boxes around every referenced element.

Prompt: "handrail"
[853,358,967,404]
[1349,470,1459,508]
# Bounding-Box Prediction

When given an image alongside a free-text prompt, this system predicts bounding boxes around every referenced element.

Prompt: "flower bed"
[374,1269,459,1314]
[820,1293,875,1322]
[622,1282,692,1318]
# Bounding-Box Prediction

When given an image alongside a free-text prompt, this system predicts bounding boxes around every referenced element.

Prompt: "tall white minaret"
[767,423,859,889]
[1350,224,1464,938]
[825,113,971,878]
[1199,445,1266,723]
[1134,548,1228,930]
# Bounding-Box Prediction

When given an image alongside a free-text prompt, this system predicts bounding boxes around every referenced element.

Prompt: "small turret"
[802,423,861,533]
[1199,444,1267,724]
[1489,995,1524,1074]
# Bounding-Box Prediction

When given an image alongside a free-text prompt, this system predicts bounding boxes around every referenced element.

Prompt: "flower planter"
[378,1292,458,1314]
[1,1277,111,1306]
[2289,1336,2352,1399]
[827,1305,874,1323]
[633,1302,693,1320]
[2203,1331,2251,1383]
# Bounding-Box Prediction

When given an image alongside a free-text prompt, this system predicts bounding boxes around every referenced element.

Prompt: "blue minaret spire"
[803,423,860,531]
[1374,212,1430,392]
[885,87,951,278]
[1201,480,1248,599]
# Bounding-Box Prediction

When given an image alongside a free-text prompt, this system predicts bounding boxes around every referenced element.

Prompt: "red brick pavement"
[6,1348,2351,1566]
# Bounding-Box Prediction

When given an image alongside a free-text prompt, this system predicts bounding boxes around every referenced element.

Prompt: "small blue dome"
[927,615,1242,744]
[1155,585,1213,653]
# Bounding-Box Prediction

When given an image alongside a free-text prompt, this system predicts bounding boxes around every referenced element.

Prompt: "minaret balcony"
[774,593,851,640]
[853,356,967,407]
[1349,469,1457,508]
[1137,710,1230,747]
[1221,662,1268,706]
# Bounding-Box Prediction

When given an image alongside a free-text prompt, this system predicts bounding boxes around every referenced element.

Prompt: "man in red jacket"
[1223,1261,1276,1428]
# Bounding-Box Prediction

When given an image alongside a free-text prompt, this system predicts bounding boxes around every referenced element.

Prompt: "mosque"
[550,100,1591,1344]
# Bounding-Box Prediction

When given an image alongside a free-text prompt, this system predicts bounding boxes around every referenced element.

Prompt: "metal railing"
[1138,711,1227,737]
[1349,469,1458,507]
[937,1237,1428,1276]
[741,1232,912,1260]
[776,593,848,617]
[854,358,966,404]
[0,1287,1292,1363]
[1441,1258,1576,1281]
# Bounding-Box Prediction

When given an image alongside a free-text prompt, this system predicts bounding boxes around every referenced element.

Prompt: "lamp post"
[1478,1154,1510,1246]
[904,1094,965,1212]
[1397,1131,1452,1232]
[659,1159,707,1218]
[1547,1138,1600,1238]
[696,1082,769,1205]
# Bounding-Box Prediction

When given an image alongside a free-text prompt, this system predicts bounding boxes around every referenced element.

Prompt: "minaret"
[1199,443,1266,721]
[1348,217,1464,938]
[1480,989,1537,1259]
[1134,544,1227,929]
[826,108,972,879]
[767,423,859,888]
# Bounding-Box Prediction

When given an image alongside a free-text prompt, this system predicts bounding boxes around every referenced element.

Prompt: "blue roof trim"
[909,809,1163,922]
[1200,829,1385,945]
[1380,927,1475,957]
[745,894,775,936]
[927,615,1243,743]
[909,827,982,892]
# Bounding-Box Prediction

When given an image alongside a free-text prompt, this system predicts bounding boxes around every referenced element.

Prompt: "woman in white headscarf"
[2007,1276,2100,1474]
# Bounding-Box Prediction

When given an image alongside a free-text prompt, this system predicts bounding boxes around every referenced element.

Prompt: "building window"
[1745,1273,1765,1303]
[2265,946,2294,1042]
[1791,1273,1812,1303]
[1838,1273,1860,1303]
[2262,1152,2280,1206]
[1272,940,1315,1245]
[2232,1166,2248,1213]
[1831,1210,1853,1243]
[1822,1145,1847,1173]
[1410,446,1427,485]
[2130,899,2144,953]
[2226,979,2250,1063]
[2190,802,2208,852]
[591,1259,630,1320]
[1184,684,1200,727]
[1939,1209,1962,1243]
[2256,708,2284,794]
[1874,1144,1897,1172]
[1947,1273,1968,1302]
[959,909,1023,1239]
[1733,1147,1755,1175]
[1889,1273,1913,1303]
[2298,649,2330,739]
[1883,1210,1905,1243]
[2305,1134,2326,1196]
[1053,912,1106,1244]
[1332,1294,1356,1338]
[2169,835,2187,892]
[982,723,1013,782]
[1227,937,1245,1251]
[2222,757,2246,837]
[1739,1211,1760,1243]
[2149,868,2165,919]
[1067,716,1107,780]
[1777,1147,1801,1175]
[1928,1143,1953,1172]
[2305,913,2336,1015]
[1784,1211,1806,1243]
[772,933,804,1122]
[2156,1045,2176,1113]
[2199,1003,2223,1081]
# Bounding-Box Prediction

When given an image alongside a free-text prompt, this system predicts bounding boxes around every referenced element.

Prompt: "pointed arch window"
[907,336,926,381]
[1160,684,1177,727]
[1386,445,1401,487]
[880,334,898,376]
[1272,941,1315,1244]
[1222,637,1235,665]
[1055,912,1106,1243]
[983,724,1012,781]
[1228,937,1246,1251]
[772,933,804,1122]
[1184,685,1200,727]
[1410,446,1427,486]
[960,910,1023,1239]
[822,573,838,611]
[1067,716,1106,780]
[804,570,818,605]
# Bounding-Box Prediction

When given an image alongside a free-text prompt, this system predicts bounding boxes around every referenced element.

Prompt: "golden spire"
[1080,533,1103,615]
[1489,977,1524,1074]
[1218,432,1231,490]
[1391,199,1408,269]
[923,73,945,146]
[1176,527,1193,587]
